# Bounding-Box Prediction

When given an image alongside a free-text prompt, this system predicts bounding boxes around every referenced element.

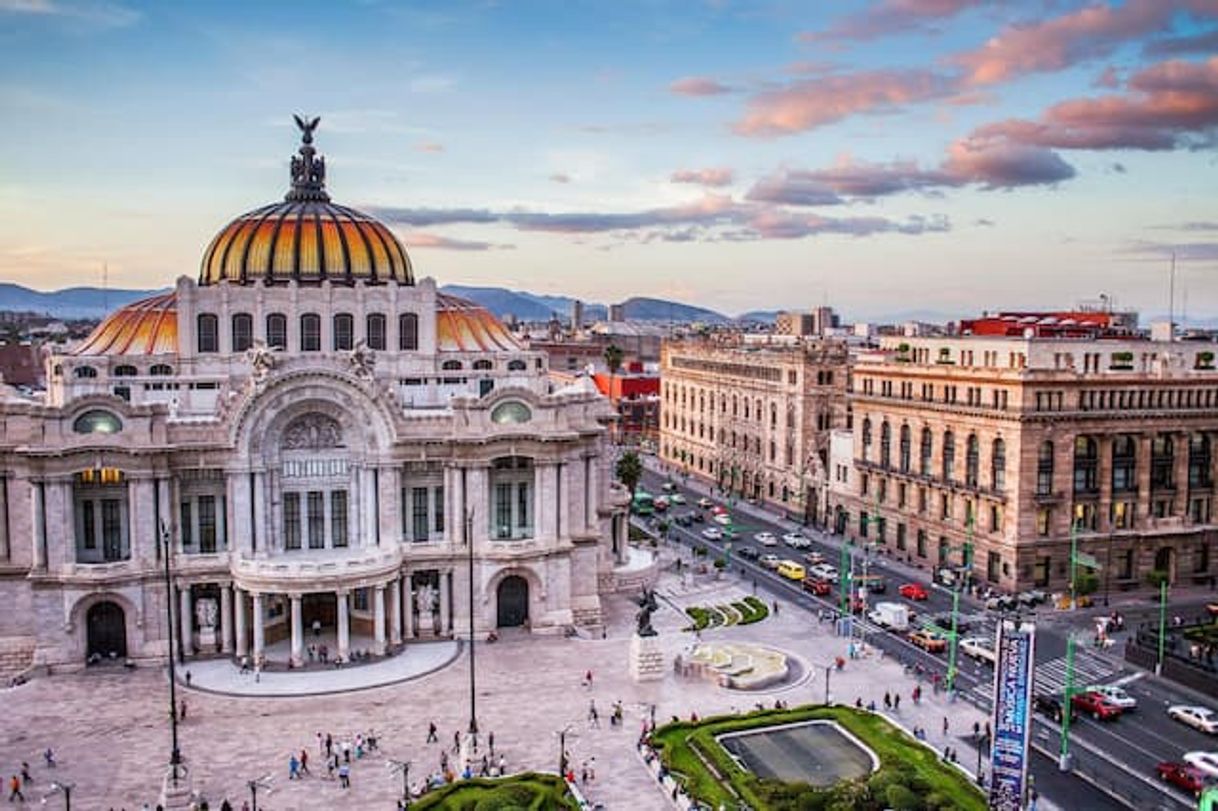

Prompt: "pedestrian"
[220,800,233,811]
[338,763,350,789]
[325,733,333,756]
[589,757,596,782]
[985,721,991,742]
[19,763,30,785]
[589,700,600,728]
[894,693,901,710]
[943,716,949,736]
[488,730,495,755]
[498,754,506,775]
[299,749,310,776]
[584,669,593,688]
[453,730,461,753]
[180,699,187,721]
[427,722,438,743]
[316,732,324,755]
[973,721,981,739]
[9,774,24,802]
[185,670,192,687]
[327,755,335,779]
[884,692,892,710]
[43,748,55,769]
[773,600,779,616]
[289,754,299,780]
[343,740,351,763]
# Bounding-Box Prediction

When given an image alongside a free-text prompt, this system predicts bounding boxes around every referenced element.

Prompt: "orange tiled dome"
[199,116,413,286]
[436,294,522,352]
[73,293,178,356]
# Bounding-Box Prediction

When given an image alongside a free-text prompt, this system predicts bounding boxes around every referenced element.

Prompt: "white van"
[868,602,910,631]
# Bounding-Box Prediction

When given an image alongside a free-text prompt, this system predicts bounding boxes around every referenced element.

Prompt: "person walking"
[299,749,310,776]
[19,764,31,786]
[884,692,892,710]
[325,733,333,757]
[588,700,600,728]
[427,722,438,743]
[338,763,350,789]
[488,730,495,756]
[289,753,300,780]
[42,749,55,769]
[452,730,461,753]
[9,775,24,802]
[942,716,949,736]
[894,693,901,710]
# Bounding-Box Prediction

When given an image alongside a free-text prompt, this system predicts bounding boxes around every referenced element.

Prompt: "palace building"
[0,119,630,674]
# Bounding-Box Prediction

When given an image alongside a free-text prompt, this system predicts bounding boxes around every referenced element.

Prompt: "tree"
[603,343,625,444]
[616,450,643,501]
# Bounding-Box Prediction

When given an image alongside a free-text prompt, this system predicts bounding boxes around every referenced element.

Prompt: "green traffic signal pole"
[1157,579,1168,676]
[1060,634,1078,768]
[1070,516,1079,610]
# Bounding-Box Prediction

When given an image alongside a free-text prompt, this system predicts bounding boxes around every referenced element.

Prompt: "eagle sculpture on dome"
[293,114,321,144]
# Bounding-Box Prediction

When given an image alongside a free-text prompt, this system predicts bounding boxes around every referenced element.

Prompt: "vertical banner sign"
[989,620,1035,810]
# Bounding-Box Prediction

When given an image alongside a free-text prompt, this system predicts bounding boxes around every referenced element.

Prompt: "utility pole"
[1070,513,1080,610]
[1059,634,1079,770]
[945,517,974,693]
[160,522,183,785]
[465,508,478,743]
[1157,579,1169,676]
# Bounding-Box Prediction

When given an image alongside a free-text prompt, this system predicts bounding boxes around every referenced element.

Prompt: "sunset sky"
[1,0,1216,319]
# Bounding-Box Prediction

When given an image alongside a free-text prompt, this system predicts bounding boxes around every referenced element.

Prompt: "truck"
[868,601,910,632]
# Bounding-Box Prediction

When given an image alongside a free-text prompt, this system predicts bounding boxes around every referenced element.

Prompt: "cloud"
[549,172,571,184]
[1151,221,1218,231]
[408,75,456,94]
[733,69,957,136]
[744,210,950,240]
[0,0,138,27]
[943,136,1077,187]
[951,0,1190,86]
[974,218,995,226]
[800,0,981,43]
[404,233,510,251]
[970,56,1218,151]
[671,167,734,187]
[370,207,499,226]
[1093,66,1121,89]
[415,142,445,153]
[1143,27,1218,56]
[1121,239,1218,261]
[669,76,732,96]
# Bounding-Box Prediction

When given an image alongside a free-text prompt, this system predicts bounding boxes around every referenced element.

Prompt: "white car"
[960,637,997,665]
[670,493,686,505]
[760,554,781,570]
[809,564,839,583]
[701,527,723,541]
[1086,685,1137,711]
[755,531,778,547]
[782,532,809,548]
[1170,705,1218,734]
[1184,752,1218,779]
[713,513,732,526]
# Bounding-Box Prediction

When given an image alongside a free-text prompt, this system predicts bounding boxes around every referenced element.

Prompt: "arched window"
[473,359,493,371]
[899,425,911,472]
[942,431,955,482]
[1073,436,1099,493]
[770,402,777,427]
[399,312,419,351]
[992,438,1006,491]
[266,313,287,350]
[920,427,932,476]
[1037,441,1054,495]
[1151,434,1175,491]
[880,421,892,468]
[113,365,138,377]
[755,398,762,422]
[441,360,463,371]
[1112,435,1136,492]
[231,312,254,352]
[74,366,98,379]
[965,434,980,488]
[149,364,173,377]
[507,359,527,372]
[300,313,321,352]
[332,313,354,351]
[365,313,386,350]
[196,313,219,353]
[861,418,872,461]
[73,409,122,434]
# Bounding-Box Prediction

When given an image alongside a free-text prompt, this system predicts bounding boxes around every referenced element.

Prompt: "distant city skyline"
[1,0,1215,319]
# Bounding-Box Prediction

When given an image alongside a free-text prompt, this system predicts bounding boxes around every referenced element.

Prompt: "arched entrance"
[86,601,127,661]
[496,576,529,628]
[1154,547,1175,582]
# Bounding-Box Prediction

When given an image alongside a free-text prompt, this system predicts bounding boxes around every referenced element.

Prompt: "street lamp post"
[159,521,183,786]
[556,725,574,776]
[1156,579,1169,676]
[387,759,411,808]
[465,508,478,743]
[42,780,74,810]
[247,775,272,811]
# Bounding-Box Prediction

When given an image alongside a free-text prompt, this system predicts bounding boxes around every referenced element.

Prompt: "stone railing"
[232,546,402,591]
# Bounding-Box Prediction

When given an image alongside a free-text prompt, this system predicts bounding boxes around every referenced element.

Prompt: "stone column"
[379,467,399,549]
[389,578,402,645]
[1173,432,1190,515]
[534,462,550,541]
[373,584,387,655]
[179,585,193,658]
[234,587,247,658]
[336,590,350,661]
[31,480,46,570]
[220,584,234,654]
[558,461,570,541]
[1097,435,1113,532]
[289,594,303,666]
[403,575,415,639]
[439,571,451,635]
[251,592,265,663]
[253,471,268,556]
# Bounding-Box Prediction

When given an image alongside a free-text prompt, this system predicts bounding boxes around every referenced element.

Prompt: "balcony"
[232,546,403,591]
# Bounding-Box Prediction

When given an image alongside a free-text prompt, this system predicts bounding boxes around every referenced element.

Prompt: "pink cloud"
[671,167,735,187]
[1093,65,1121,88]
[670,76,731,96]
[549,172,571,184]
[952,0,1178,86]
[734,69,956,136]
[415,142,445,153]
[801,0,980,43]
[405,232,509,251]
[972,56,1218,150]
[942,136,1076,187]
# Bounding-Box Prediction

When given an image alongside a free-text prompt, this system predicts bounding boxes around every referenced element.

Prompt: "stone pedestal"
[197,627,218,652]
[159,765,194,810]
[629,634,664,683]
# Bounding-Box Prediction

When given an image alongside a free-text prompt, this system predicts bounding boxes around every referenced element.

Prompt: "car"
[1156,761,1211,798]
[713,513,732,526]
[1207,602,1218,618]
[1169,705,1218,734]
[701,527,723,541]
[803,577,831,596]
[782,532,809,548]
[654,496,669,511]
[690,511,705,523]
[1018,589,1048,607]
[1086,684,1137,711]
[1184,752,1218,780]
[755,531,778,546]
[760,554,781,570]
[670,493,686,505]
[1034,694,1064,722]
[661,481,677,492]
[908,629,948,652]
[926,612,974,634]
[899,583,929,601]
[1071,691,1122,721]
[697,497,714,508]
[809,564,839,583]
[803,551,826,566]
[673,513,693,527]
[736,546,760,561]
[985,594,1017,611]
[960,637,997,665]
[722,528,740,541]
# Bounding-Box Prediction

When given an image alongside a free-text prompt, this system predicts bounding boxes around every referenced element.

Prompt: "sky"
[1,0,1216,321]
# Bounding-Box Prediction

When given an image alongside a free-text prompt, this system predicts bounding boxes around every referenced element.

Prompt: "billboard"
[989,620,1036,810]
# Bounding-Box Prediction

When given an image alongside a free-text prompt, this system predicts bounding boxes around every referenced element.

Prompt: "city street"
[640,462,1216,811]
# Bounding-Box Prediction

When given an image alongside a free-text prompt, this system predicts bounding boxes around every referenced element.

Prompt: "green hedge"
[410,772,579,810]
[650,706,986,811]
[734,596,770,625]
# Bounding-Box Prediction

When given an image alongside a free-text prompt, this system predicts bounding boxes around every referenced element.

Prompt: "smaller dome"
[73,293,178,356]
[436,294,522,352]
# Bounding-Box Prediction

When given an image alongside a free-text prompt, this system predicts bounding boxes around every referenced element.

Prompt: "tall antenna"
[1168,252,1175,342]
[102,263,109,315]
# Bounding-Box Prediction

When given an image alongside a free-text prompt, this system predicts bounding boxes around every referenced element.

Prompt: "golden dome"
[436,294,521,352]
[199,116,413,286]
[73,293,178,356]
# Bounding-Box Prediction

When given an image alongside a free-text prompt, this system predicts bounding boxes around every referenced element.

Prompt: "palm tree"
[603,343,624,443]
[616,450,643,504]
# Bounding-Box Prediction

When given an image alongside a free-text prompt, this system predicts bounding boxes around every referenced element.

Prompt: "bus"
[631,491,655,516]
[777,560,806,581]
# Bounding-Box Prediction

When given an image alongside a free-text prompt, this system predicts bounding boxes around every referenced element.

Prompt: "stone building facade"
[0,122,629,674]
[843,336,1218,593]
[658,337,850,523]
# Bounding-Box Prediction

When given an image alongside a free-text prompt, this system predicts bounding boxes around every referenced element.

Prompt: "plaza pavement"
[0,546,1036,810]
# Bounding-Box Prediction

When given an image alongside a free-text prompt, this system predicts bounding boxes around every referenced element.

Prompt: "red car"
[1072,691,1122,721]
[899,583,929,601]
[1156,761,1211,798]
[802,577,831,596]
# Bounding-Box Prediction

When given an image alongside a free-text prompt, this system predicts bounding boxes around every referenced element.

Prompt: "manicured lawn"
[651,706,986,811]
[410,772,579,810]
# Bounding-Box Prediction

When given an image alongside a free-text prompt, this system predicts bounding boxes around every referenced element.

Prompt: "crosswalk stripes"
[962,647,1124,709]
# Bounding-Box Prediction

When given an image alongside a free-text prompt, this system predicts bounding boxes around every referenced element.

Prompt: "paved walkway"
[0,547,1041,809]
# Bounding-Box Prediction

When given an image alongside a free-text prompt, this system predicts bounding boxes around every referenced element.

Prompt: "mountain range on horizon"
[0,282,1211,330]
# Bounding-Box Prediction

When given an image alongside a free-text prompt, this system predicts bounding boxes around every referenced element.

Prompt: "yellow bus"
[777,560,806,581]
